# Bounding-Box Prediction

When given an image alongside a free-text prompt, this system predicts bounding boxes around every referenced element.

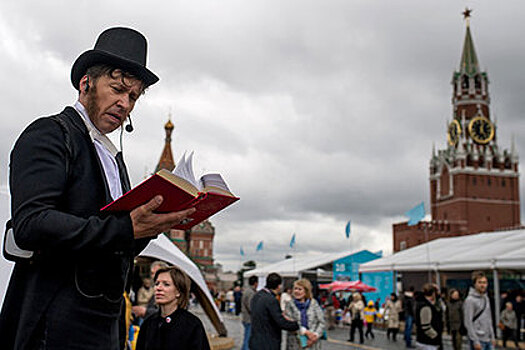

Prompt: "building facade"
[155,118,216,271]
[393,14,521,252]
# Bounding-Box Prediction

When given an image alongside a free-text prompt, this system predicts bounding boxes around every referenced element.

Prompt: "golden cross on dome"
[462,7,472,25]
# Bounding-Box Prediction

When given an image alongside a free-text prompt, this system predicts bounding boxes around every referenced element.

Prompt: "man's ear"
[79,75,89,94]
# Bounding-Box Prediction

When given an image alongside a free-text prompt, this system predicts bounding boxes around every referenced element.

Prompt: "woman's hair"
[448,288,460,300]
[293,278,312,300]
[154,266,191,309]
[422,283,436,297]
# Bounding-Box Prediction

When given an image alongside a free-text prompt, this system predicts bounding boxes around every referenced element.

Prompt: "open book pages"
[172,152,234,196]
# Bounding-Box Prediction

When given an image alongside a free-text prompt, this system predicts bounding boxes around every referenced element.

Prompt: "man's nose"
[117,95,132,111]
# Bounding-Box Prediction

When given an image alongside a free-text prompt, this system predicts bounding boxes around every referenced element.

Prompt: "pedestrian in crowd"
[0,27,198,350]
[137,278,155,308]
[385,293,402,341]
[403,286,416,348]
[512,294,523,341]
[241,276,258,350]
[415,283,443,350]
[235,285,243,316]
[463,271,496,350]
[249,273,300,350]
[375,297,381,310]
[280,283,294,350]
[219,290,227,312]
[226,288,235,313]
[284,279,325,350]
[281,284,293,311]
[500,291,510,311]
[446,288,465,350]
[132,261,169,321]
[347,293,365,344]
[500,302,519,349]
[363,300,377,339]
[136,266,210,350]
[324,290,340,330]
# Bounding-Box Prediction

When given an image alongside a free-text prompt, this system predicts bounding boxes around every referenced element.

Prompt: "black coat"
[0,107,149,349]
[136,308,210,350]
[249,289,299,350]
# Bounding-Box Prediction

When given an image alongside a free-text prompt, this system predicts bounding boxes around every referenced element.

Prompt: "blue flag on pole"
[405,202,425,226]
[290,233,296,248]
[345,221,351,238]
[240,246,245,256]
[256,241,264,251]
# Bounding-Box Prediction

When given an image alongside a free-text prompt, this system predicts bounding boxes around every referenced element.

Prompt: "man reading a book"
[0,27,195,350]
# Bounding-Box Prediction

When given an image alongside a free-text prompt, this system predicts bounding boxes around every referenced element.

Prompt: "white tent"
[359,229,525,328]
[139,234,227,336]
[359,229,525,273]
[245,250,355,278]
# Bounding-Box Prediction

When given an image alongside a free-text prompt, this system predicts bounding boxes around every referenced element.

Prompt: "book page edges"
[156,169,199,197]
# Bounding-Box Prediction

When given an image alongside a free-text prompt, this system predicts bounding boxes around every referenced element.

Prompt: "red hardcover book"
[101,169,239,230]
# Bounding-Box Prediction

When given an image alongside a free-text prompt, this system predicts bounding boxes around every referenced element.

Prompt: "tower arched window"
[474,75,481,90]
[462,75,469,89]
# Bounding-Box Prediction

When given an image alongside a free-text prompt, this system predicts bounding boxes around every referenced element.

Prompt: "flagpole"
[293,243,296,276]
[424,222,431,284]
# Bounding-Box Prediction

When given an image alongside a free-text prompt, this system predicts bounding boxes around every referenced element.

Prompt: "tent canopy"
[319,280,376,292]
[245,250,356,278]
[359,229,525,273]
[139,234,227,336]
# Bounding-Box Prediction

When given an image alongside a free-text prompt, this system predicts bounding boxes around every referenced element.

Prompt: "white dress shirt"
[74,101,123,200]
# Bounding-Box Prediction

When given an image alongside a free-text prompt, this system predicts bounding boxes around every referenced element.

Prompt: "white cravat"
[74,101,123,200]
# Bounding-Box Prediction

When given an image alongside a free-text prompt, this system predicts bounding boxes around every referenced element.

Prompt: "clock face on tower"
[468,116,495,144]
[447,120,462,146]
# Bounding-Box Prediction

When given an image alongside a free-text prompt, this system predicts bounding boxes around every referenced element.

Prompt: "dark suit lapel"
[61,107,113,204]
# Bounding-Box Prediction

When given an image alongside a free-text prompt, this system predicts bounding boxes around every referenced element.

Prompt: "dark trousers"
[365,322,374,339]
[387,327,399,341]
[502,327,518,348]
[450,330,463,350]
[349,319,364,343]
[404,315,414,347]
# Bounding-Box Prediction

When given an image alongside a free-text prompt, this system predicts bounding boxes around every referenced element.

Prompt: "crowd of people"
[231,270,523,350]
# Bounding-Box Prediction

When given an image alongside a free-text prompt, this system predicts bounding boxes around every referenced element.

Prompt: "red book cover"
[101,170,239,230]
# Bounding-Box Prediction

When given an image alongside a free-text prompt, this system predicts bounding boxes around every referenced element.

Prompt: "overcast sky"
[0,1,524,274]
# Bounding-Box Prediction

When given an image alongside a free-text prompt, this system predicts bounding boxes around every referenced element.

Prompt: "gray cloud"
[0,0,523,271]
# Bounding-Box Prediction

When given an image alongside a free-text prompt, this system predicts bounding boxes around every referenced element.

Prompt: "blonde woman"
[348,293,365,344]
[284,279,325,349]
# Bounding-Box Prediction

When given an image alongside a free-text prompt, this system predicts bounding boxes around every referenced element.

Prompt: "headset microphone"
[84,76,90,92]
[125,115,134,133]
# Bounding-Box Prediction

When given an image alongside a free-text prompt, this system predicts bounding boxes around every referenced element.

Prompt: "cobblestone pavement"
[195,308,484,350]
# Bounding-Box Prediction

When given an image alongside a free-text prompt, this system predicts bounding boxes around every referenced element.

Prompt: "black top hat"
[71,27,159,90]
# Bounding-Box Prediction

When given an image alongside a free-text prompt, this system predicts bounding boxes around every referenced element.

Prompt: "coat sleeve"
[310,299,326,337]
[463,299,479,345]
[269,297,300,332]
[10,118,135,254]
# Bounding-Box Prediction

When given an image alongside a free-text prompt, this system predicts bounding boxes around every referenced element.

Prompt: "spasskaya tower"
[393,9,521,252]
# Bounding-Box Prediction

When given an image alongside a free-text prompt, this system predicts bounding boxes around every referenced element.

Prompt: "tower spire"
[155,116,176,172]
[460,8,480,76]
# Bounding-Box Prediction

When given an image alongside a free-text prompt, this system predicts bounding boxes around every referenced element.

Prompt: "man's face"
[474,277,488,294]
[83,72,142,134]
[150,265,162,280]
